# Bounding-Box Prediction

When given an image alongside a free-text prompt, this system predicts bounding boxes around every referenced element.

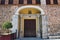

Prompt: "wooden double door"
[24,19,36,37]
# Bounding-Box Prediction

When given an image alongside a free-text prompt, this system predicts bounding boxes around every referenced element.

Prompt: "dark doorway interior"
[24,19,36,37]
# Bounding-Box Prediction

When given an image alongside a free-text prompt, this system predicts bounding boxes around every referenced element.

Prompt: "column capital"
[36,14,40,17]
[20,14,23,18]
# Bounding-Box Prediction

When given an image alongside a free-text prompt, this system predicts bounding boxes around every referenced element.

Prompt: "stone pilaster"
[13,0,19,4]
[11,14,19,38]
[20,14,24,38]
[36,14,41,38]
[58,0,60,5]
[42,15,48,38]
[50,0,53,4]
[5,0,8,4]
[0,0,1,4]
[24,0,27,4]
[32,0,36,4]
[41,0,46,5]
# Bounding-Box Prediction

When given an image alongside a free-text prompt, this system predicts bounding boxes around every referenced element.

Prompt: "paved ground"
[15,38,42,40]
[15,38,60,40]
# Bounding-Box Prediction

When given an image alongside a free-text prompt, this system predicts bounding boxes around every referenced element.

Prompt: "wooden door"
[24,19,36,37]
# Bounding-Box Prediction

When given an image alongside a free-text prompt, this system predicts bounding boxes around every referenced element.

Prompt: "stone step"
[15,38,60,40]
[21,38,42,40]
[15,38,42,40]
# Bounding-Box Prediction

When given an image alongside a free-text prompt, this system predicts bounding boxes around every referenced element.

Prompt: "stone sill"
[0,31,16,36]
[49,36,60,39]
[1,33,12,35]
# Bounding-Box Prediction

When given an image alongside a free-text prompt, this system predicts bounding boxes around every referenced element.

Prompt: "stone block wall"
[46,5,60,36]
[0,5,19,27]
[0,5,60,38]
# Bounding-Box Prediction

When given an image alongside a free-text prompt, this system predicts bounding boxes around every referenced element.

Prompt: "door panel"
[24,19,36,37]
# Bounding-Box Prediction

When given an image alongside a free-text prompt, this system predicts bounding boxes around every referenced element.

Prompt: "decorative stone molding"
[12,5,48,38]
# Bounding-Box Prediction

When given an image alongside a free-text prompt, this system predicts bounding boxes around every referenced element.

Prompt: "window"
[9,0,13,4]
[19,0,23,4]
[46,0,50,4]
[53,0,58,4]
[36,0,40,4]
[27,0,32,4]
[1,0,5,4]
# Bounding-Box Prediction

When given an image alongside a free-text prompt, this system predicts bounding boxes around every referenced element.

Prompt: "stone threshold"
[14,38,60,40]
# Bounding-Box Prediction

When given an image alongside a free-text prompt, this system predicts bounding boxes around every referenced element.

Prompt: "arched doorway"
[18,7,42,38]
[12,5,48,38]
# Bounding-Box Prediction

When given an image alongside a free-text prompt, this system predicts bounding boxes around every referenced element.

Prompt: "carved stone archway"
[11,5,48,38]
